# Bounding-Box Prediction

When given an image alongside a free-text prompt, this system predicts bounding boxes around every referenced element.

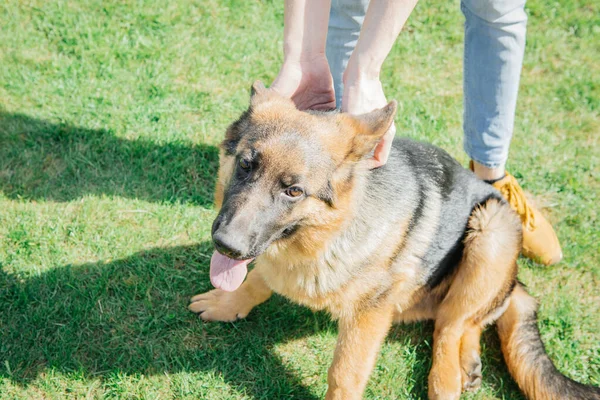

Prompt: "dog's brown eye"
[285,186,304,198]
[239,158,251,170]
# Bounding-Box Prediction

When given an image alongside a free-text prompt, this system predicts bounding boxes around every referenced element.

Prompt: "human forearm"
[341,0,418,168]
[272,0,335,110]
[345,0,418,82]
[282,0,331,63]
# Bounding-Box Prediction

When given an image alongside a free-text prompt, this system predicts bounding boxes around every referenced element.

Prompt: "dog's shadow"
[0,243,323,399]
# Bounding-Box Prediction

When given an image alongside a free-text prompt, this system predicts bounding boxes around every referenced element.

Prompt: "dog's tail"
[496,283,600,400]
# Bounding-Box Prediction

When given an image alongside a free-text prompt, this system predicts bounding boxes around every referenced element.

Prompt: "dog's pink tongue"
[209,251,252,292]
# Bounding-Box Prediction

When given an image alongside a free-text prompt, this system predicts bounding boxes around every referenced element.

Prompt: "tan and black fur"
[189,82,600,400]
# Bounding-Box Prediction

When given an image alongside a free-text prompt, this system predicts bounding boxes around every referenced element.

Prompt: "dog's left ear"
[344,100,397,159]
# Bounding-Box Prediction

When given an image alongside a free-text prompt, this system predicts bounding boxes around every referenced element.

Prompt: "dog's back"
[368,138,504,288]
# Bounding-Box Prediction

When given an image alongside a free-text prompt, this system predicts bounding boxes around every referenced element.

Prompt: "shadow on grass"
[0,243,328,399]
[0,111,219,207]
[0,242,526,399]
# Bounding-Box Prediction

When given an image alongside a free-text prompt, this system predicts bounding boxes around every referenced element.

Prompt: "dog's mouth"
[209,222,300,292]
[209,251,254,292]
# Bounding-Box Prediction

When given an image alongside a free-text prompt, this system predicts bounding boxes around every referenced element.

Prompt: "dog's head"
[209,81,396,291]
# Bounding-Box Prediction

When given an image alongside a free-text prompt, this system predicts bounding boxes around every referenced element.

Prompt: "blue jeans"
[326,0,528,168]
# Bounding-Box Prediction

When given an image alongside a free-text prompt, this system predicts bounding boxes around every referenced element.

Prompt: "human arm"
[270,0,336,110]
[343,0,419,168]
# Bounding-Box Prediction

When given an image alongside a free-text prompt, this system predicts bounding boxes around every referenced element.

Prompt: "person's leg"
[461,0,562,265]
[326,0,370,108]
[461,0,527,179]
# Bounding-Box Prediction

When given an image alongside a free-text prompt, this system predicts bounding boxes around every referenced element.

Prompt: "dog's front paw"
[188,289,253,322]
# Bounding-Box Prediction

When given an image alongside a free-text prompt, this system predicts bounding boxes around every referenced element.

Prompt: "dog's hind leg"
[460,323,483,392]
[428,319,465,400]
[189,268,272,322]
[428,199,521,400]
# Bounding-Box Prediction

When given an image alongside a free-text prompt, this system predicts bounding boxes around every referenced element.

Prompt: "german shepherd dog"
[189,82,600,400]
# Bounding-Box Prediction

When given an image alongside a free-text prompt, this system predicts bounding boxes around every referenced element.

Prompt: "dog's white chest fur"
[255,216,396,310]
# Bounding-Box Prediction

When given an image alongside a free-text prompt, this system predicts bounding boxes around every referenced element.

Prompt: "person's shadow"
[0,111,524,399]
[0,110,219,207]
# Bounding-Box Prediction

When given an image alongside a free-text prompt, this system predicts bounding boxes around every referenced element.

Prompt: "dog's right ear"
[222,81,297,155]
[249,80,296,110]
[250,80,267,97]
[249,80,273,108]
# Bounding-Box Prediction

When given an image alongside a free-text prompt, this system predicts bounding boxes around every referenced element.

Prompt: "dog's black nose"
[212,231,245,259]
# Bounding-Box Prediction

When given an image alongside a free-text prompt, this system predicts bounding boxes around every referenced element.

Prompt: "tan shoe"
[493,173,563,265]
[469,161,563,265]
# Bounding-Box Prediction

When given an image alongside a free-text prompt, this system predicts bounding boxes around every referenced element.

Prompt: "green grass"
[0,0,598,398]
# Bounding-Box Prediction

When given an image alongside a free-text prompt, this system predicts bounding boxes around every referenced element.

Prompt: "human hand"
[342,76,396,169]
[271,54,336,111]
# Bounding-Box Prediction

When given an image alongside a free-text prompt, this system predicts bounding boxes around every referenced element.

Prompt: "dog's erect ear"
[355,100,397,137]
[250,80,272,107]
[250,80,267,97]
[249,80,296,110]
[222,81,295,155]
[343,100,397,160]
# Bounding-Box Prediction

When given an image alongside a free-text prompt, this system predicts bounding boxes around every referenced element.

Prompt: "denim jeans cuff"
[463,142,508,169]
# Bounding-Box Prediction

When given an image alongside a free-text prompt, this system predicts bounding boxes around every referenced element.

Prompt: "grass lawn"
[0,0,598,398]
